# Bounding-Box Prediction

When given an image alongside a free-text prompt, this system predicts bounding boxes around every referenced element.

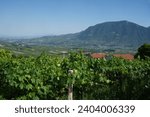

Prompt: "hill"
[7,20,150,52]
[78,20,150,45]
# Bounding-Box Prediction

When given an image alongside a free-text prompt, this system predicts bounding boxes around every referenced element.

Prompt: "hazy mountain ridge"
[77,21,150,45]
[2,20,150,52]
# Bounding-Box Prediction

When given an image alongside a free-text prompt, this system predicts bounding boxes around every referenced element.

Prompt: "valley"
[1,20,150,56]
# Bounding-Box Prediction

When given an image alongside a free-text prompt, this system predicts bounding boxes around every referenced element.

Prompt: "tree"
[135,44,150,59]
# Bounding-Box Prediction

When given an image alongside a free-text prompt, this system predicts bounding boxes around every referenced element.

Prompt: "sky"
[0,0,150,37]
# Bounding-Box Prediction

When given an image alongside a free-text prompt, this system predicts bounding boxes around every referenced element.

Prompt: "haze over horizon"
[0,0,150,37]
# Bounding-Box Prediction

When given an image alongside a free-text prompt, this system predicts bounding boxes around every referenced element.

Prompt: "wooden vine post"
[68,69,74,100]
[68,83,73,100]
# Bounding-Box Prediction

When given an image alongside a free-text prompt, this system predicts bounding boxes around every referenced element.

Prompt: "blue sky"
[0,0,150,37]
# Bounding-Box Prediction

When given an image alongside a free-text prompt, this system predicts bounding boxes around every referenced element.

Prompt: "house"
[90,53,134,60]
[113,54,134,60]
[90,53,106,59]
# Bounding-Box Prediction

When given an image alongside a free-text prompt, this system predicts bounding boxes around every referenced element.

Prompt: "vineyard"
[0,49,150,100]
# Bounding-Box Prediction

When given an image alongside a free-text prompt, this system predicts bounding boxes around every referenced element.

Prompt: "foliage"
[135,44,150,59]
[0,49,150,100]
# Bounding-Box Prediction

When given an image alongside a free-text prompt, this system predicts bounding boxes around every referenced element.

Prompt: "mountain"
[15,20,150,52]
[77,20,150,44]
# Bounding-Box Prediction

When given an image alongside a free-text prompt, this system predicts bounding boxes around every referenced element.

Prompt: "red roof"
[91,53,134,60]
[91,53,106,58]
[113,54,134,60]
